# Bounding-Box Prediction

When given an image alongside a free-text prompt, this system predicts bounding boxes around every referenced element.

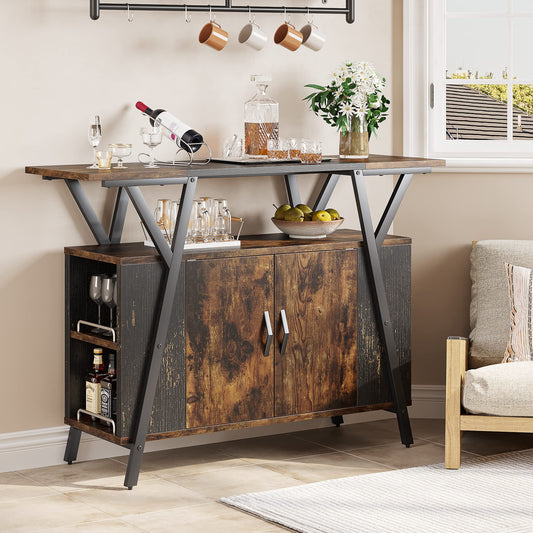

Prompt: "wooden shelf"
[65,401,401,447]
[70,330,118,350]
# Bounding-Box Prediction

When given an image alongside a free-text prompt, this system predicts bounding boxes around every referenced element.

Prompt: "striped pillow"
[504,263,533,363]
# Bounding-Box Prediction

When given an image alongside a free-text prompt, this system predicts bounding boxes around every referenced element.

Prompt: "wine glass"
[89,275,104,333]
[141,126,162,168]
[87,117,102,169]
[101,276,116,335]
[109,143,132,169]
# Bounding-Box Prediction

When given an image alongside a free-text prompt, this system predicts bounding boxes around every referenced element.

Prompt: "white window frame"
[404,0,533,171]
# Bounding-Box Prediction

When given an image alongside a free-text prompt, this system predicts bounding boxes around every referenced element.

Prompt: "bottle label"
[86,381,101,414]
[158,111,192,143]
[101,384,112,418]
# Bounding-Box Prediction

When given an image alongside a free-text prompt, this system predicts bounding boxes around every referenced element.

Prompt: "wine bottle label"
[101,384,112,418]
[86,381,101,414]
[157,111,194,143]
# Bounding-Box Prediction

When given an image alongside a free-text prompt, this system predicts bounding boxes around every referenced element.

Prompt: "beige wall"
[1,1,402,433]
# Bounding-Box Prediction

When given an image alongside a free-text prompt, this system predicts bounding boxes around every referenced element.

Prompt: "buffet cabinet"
[65,229,411,444]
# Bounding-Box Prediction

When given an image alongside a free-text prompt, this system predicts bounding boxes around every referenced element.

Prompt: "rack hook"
[248,5,255,24]
[209,5,215,22]
[127,3,134,22]
[307,7,313,24]
[283,6,290,24]
[184,4,191,23]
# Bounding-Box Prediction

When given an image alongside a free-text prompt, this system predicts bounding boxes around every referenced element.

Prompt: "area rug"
[221,449,533,533]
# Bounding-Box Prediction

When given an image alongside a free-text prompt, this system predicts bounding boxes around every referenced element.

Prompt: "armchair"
[445,241,533,469]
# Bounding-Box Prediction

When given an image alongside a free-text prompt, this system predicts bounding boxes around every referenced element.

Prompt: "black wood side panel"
[118,262,186,437]
[357,244,411,406]
[66,256,116,418]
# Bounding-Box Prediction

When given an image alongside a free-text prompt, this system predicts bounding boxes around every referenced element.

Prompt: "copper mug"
[274,22,303,51]
[199,21,229,51]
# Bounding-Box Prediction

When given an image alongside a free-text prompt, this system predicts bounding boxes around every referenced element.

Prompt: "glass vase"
[339,115,369,159]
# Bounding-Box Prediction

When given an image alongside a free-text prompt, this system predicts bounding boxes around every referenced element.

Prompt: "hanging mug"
[199,21,229,51]
[239,22,268,51]
[300,23,326,51]
[274,22,303,51]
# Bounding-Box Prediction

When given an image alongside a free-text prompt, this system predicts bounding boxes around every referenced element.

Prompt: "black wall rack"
[89,0,356,23]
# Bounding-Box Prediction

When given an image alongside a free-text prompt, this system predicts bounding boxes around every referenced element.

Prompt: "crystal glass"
[170,200,180,240]
[96,150,112,169]
[101,275,116,334]
[288,137,301,159]
[109,143,132,169]
[155,199,172,243]
[89,275,105,333]
[300,139,322,164]
[87,117,102,169]
[214,199,232,241]
[267,138,289,160]
[141,126,162,168]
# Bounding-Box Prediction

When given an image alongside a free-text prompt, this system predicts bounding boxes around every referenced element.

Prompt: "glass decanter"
[244,74,279,158]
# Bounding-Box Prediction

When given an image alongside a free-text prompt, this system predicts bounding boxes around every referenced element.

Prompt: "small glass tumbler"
[300,140,322,164]
[267,138,289,160]
[96,150,113,169]
[288,137,301,159]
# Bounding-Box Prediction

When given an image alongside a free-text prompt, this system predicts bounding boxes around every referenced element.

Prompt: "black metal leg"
[123,177,197,489]
[125,186,172,268]
[313,173,341,211]
[331,415,344,428]
[284,174,302,206]
[374,174,413,247]
[108,187,129,244]
[64,180,110,245]
[351,170,413,447]
[64,427,82,464]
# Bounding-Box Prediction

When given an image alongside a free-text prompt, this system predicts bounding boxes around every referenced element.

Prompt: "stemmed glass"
[109,144,132,169]
[89,275,105,333]
[140,126,162,168]
[87,116,102,169]
[101,276,116,335]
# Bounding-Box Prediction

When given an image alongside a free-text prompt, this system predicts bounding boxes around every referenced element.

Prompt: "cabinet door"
[275,249,358,416]
[186,255,274,428]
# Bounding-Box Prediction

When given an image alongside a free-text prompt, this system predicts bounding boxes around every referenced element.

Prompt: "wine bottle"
[136,101,203,153]
[100,352,117,421]
[86,348,105,415]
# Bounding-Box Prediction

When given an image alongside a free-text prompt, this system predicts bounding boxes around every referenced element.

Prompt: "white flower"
[340,101,356,116]
[370,99,381,109]
[355,102,368,120]
[335,88,344,99]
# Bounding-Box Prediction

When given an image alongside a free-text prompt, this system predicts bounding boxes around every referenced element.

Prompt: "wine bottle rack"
[89,0,356,24]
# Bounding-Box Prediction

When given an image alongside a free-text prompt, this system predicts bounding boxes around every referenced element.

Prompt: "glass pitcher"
[244,74,279,158]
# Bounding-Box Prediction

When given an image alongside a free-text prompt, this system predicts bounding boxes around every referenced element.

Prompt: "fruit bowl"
[271,217,344,239]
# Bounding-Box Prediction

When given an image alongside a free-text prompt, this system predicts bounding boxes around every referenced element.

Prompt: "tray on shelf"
[212,157,332,165]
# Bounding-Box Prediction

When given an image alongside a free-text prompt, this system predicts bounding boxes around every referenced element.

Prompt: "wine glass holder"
[89,0,356,24]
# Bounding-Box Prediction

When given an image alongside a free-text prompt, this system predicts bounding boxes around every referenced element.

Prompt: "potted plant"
[304,61,389,158]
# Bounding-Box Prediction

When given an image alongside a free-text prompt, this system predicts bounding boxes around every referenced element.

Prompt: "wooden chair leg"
[445,336,468,469]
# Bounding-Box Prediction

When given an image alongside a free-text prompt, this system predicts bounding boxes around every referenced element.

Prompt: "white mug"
[300,23,326,51]
[238,22,268,50]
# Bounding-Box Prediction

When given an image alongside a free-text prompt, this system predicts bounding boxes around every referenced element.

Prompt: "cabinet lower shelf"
[65,400,402,446]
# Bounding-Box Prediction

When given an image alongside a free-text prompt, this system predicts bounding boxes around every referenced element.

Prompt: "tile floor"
[3,418,533,532]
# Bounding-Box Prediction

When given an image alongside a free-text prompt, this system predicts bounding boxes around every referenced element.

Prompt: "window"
[404,0,533,165]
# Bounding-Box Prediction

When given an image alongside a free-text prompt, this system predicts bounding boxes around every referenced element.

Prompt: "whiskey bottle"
[100,353,117,420]
[85,348,105,414]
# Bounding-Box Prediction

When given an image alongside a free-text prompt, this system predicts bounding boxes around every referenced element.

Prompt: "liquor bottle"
[85,348,105,414]
[135,101,203,153]
[100,353,117,420]
[244,75,279,157]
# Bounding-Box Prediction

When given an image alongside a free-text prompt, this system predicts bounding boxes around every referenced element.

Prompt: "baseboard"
[0,385,445,473]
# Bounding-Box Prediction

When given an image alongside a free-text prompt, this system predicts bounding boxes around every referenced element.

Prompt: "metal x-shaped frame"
[61,165,418,490]
[284,168,415,448]
[60,176,198,489]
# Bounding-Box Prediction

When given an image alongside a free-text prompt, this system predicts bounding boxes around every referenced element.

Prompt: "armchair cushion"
[463,361,533,416]
[470,241,533,368]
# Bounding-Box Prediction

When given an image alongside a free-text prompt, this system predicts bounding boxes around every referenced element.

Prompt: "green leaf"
[305,84,326,91]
